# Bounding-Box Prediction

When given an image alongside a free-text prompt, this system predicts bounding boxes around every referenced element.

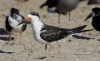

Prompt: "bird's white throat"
[29,15,46,44]
[30,16,44,33]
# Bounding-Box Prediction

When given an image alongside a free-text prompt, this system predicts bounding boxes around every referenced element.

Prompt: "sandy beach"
[0,0,100,61]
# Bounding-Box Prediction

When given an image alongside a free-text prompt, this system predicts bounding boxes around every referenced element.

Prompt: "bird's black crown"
[29,12,40,18]
[92,7,100,15]
[10,8,19,15]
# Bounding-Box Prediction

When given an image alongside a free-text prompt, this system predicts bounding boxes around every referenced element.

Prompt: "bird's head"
[17,12,40,26]
[84,7,100,21]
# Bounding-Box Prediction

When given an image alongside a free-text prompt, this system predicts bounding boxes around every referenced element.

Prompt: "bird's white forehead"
[28,14,39,20]
[28,14,32,17]
[28,14,36,18]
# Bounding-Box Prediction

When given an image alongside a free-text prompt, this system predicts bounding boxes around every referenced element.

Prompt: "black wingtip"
[83,25,87,28]
[81,25,87,29]
[72,25,87,33]
[77,25,87,30]
[78,25,87,30]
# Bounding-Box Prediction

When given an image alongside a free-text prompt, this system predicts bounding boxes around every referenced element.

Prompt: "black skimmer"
[5,8,27,42]
[18,12,94,51]
[84,7,100,31]
[40,0,79,23]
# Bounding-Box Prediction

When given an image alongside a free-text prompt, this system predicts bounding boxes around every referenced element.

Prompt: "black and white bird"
[18,12,93,51]
[40,0,79,23]
[84,7,100,31]
[5,8,27,42]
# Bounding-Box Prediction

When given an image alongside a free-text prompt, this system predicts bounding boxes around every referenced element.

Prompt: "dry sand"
[0,0,100,61]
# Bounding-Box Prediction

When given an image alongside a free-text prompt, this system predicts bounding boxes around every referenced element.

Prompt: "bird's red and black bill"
[17,19,26,26]
[17,16,31,26]
[84,12,93,21]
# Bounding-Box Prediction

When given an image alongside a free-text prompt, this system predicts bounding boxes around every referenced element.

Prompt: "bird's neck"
[30,19,44,33]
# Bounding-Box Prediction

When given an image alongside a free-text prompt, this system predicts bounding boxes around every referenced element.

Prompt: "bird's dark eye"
[33,14,36,15]
[31,13,36,15]
[30,12,40,18]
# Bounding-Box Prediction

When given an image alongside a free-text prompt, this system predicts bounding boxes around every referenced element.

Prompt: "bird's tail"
[40,4,46,9]
[68,25,95,34]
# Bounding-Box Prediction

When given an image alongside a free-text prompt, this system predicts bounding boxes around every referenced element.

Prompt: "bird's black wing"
[5,17,12,32]
[22,23,27,32]
[40,25,69,42]
[19,15,27,32]
[40,24,87,42]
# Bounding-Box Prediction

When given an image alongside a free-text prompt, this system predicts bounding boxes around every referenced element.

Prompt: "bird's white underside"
[8,16,23,34]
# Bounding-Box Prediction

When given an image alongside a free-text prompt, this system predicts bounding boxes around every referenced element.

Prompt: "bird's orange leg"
[19,33,22,42]
[50,44,52,52]
[8,34,11,41]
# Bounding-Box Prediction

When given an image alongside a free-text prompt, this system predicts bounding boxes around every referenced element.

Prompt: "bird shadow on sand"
[72,34,95,40]
[0,37,15,41]
[0,28,9,35]
[0,28,15,41]
[0,50,15,54]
